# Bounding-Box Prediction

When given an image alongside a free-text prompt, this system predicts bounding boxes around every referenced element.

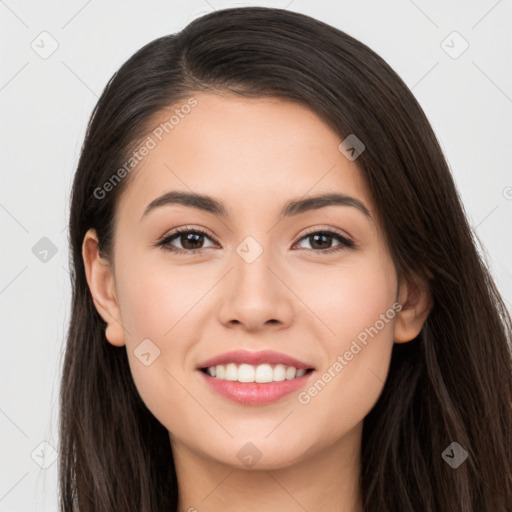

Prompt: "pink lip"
[196,349,314,370]
[197,369,315,405]
[196,350,315,406]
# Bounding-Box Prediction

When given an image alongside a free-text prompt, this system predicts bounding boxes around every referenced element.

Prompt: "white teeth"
[225,363,238,381]
[255,363,273,383]
[285,366,296,380]
[273,364,286,381]
[206,363,310,383]
[238,363,255,382]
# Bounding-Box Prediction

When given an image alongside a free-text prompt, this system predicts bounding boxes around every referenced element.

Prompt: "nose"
[216,247,295,332]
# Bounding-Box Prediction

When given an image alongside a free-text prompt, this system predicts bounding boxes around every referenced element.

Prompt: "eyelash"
[155,226,355,255]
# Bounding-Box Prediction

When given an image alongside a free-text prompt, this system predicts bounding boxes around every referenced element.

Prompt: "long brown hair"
[60,6,512,511]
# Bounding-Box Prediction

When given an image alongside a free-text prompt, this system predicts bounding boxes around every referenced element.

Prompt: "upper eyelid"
[299,226,352,241]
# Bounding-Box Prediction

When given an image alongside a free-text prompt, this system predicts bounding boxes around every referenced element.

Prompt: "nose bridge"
[232,233,278,299]
[216,233,294,329]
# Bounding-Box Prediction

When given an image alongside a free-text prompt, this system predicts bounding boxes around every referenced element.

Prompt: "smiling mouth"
[199,363,315,383]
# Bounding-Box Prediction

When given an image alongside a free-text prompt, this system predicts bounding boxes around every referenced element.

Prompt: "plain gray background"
[1,0,511,510]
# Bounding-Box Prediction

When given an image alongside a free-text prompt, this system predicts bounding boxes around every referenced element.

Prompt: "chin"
[202,435,316,471]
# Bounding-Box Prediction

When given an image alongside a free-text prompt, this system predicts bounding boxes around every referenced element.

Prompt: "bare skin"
[82,92,432,511]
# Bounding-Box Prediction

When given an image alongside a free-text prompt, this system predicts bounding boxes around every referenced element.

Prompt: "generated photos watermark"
[297,301,403,405]
[93,96,198,200]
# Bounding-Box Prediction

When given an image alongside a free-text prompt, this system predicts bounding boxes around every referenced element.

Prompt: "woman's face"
[86,92,421,470]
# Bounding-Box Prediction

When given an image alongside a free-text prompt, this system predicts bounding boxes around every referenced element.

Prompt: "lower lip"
[197,370,315,405]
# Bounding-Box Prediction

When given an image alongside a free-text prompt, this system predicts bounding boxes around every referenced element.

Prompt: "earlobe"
[393,275,433,344]
[82,228,126,347]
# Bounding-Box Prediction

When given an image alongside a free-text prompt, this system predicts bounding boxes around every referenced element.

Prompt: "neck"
[171,423,364,512]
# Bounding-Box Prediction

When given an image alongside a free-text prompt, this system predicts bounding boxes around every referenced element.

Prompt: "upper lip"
[197,350,315,370]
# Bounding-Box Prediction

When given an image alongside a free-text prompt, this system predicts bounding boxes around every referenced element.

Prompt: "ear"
[393,274,433,343]
[82,228,125,347]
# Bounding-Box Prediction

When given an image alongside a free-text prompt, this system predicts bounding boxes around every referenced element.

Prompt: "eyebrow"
[141,190,371,221]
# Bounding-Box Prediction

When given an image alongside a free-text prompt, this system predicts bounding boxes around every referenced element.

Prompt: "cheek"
[293,256,397,420]
[112,255,214,424]
[295,255,396,346]
[115,251,209,340]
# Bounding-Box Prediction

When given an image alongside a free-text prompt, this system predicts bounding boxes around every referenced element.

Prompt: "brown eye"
[177,231,205,250]
[156,228,217,254]
[294,230,355,253]
[308,233,334,250]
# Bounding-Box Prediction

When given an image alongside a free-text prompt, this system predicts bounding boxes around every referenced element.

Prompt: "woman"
[59,6,512,511]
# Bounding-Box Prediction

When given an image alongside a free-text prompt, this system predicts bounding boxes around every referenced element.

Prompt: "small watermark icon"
[236,236,263,264]
[31,31,59,59]
[441,31,469,59]
[31,441,58,469]
[338,134,365,161]
[134,338,161,366]
[441,442,468,468]
[32,237,58,263]
[237,442,262,468]
[503,186,512,200]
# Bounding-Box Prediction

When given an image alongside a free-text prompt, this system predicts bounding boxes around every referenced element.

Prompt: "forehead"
[116,92,373,223]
